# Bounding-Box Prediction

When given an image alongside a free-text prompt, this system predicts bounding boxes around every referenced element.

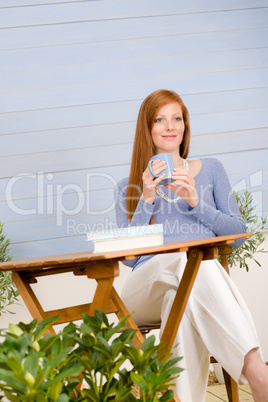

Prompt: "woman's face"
[151,102,185,155]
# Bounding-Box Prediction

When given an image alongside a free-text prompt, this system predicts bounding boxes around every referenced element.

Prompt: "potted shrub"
[0,222,19,316]
[0,310,183,401]
[227,190,267,271]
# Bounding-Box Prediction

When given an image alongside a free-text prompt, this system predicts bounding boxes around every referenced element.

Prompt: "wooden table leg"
[159,248,204,402]
[86,260,120,316]
[160,248,204,351]
[89,277,114,315]
[110,287,145,349]
[12,271,56,334]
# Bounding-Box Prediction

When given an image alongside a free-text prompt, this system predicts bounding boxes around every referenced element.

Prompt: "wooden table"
[0,234,248,402]
[0,234,247,348]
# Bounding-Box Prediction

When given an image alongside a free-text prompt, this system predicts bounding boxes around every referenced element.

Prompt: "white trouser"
[120,252,261,402]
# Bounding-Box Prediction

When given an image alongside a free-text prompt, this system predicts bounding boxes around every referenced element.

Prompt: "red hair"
[126,89,191,221]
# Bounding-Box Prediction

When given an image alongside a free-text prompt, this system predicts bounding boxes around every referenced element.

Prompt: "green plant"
[227,190,267,271]
[0,315,82,402]
[0,222,19,315]
[0,311,183,401]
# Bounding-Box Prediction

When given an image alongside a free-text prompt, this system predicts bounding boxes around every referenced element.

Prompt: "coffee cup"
[148,153,174,185]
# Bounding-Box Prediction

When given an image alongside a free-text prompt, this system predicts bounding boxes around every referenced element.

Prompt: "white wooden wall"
[1,0,268,260]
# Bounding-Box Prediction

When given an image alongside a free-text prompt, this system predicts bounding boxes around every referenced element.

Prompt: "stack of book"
[87,224,164,253]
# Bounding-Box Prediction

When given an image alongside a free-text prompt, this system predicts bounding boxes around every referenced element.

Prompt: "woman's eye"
[175,117,182,121]
[155,118,163,123]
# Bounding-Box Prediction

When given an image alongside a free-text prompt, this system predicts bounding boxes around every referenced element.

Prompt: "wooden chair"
[138,246,239,402]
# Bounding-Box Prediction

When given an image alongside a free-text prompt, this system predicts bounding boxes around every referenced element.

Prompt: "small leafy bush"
[228,190,267,271]
[0,311,183,401]
[0,222,19,315]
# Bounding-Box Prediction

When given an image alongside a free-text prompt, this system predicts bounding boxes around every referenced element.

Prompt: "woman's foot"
[242,348,268,402]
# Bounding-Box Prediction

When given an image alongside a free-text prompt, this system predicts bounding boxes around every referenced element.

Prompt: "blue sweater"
[115,158,246,269]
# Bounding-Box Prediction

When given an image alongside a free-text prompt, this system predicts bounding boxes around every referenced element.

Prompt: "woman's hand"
[165,168,199,208]
[141,160,166,204]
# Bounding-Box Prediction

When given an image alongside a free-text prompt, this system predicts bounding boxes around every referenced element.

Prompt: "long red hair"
[126,89,191,221]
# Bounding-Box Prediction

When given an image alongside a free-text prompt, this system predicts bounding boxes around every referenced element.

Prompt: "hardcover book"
[87,224,164,253]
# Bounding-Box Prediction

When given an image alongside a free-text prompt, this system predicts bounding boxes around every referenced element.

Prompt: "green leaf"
[57,394,69,402]
[47,364,83,386]
[49,381,63,400]
[117,328,136,344]
[80,388,100,401]
[24,349,38,379]
[141,334,156,351]
[17,319,38,334]
[80,323,95,337]
[51,337,63,356]
[5,355,23,376]
[95,310,109,327]
[225,190,267,271]
[34,370,50,390]
[34,315,60,341]
[130,372,148,391]
[39,333,60,354]
[159,389,174,401]
[8,324,24,337]
[105,315,130,339]
[0,368,27,392]
[3,390,21,402]
[45,352,68,371]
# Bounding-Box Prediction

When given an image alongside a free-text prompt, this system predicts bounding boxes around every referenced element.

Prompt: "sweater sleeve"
[115,178,155,228]
[189,159,247,247]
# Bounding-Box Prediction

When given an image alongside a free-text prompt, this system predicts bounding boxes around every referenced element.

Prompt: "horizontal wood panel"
[0,165,130,202]
[0,0,86,6]
[4,192,267,245]
[4,167,267,260]
[191,109,268,136]
[1,0,268,27]
[7,207,268,261]
[2,188,116,223]
[191,128,268,155]
[1,162,267,205]
[0,101,140,135]
[4,209,116,243]
[2,48,268,92]
[8,235,95,260]
[2,0,268,12]
[0,143,132,178]
[3,166,268,224]
[2,87,268,135]
[1,124,267,179]
[2,149,267,219]
[3,191,267,250]
[2,109,268,157]
[2,28,268,70]
[2,68,268,113]
[1,8,268,50]
[203,149,268,177]
[0,122,136,156]
[263,191,268,213]
[1,0,267,261]
[11,217,268,262]
[229,170,268,191]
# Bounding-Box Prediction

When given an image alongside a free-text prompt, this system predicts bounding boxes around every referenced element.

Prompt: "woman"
[115,89,268,402]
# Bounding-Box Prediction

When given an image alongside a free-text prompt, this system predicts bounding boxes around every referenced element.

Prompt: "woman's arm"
[115,178,155,228]
[190,159,246,247]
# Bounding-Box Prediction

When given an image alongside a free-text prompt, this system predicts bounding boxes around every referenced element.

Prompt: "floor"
[206,384,253,401]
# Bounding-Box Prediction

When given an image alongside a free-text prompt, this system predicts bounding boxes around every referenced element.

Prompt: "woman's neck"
[171,153,185,168]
